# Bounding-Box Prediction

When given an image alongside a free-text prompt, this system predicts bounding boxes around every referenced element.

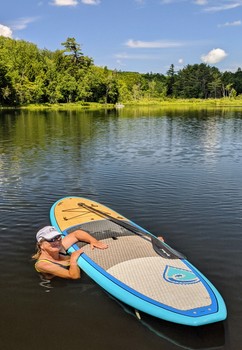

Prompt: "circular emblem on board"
[164,265,200,284]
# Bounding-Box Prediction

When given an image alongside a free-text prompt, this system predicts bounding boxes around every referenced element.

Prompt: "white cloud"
[0,24,13,38]
[201,48,228,64]
[161,0,242,9]
[115,52,160,60]
[116,59,126,67]
[134,0,146,7]
[218,20,242,27]
[125,39,184,48]
[51,0,78,6]
[203,3,242,13]
[81,0,100,4]
[194,0,208,5]
[11,17,38,31]
[160,0,183,3]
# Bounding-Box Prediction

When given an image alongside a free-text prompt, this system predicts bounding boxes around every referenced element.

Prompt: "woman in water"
[33,226,108,280]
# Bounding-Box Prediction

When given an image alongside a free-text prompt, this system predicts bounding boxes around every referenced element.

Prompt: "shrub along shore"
[1,97,241,111]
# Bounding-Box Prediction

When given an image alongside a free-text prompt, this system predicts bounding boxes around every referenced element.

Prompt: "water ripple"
[0,109,242,349]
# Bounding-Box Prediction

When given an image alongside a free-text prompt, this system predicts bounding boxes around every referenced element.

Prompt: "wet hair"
[32,241,43,260]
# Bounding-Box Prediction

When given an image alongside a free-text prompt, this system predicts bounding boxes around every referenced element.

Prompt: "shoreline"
[1,98,242,110]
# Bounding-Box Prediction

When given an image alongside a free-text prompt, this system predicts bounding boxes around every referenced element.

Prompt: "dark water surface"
[0,107,242,350]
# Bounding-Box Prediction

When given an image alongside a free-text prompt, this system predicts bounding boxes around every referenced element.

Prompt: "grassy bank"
[125,97,242,107]
[18,102,114,110]
[1,97,242,110]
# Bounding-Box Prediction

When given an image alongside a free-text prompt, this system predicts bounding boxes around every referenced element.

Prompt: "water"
[0,107,242,350]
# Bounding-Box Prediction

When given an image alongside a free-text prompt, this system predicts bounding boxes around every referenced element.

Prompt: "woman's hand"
[68,249,83,279]
[90,240,108,250]
[70,249,83,262]
[63,230,108,251]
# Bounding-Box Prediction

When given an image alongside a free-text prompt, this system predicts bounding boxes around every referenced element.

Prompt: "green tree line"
[0,36,242,106]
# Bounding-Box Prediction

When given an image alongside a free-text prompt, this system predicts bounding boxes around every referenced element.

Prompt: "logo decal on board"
[163,265,200,285]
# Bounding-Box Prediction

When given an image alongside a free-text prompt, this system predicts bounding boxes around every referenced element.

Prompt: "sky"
[0,0,242,74]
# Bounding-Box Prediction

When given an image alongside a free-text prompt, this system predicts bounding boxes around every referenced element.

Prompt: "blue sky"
[1,0,242,74]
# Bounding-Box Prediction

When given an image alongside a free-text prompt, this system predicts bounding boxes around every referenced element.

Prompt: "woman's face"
[40,235,62,253]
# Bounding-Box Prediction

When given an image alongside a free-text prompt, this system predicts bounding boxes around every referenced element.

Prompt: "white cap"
[36,226,60,242]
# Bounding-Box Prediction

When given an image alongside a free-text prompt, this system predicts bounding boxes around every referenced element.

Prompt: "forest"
[1,36,242,106]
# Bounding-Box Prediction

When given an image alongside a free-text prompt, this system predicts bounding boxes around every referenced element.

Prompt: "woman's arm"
[36,249,83,279]
[62,229,108,251]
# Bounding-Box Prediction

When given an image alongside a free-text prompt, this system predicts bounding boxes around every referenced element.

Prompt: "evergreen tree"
[166,64,176,96]
[1,36,242,106]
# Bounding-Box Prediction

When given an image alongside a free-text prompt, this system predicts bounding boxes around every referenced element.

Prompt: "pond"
[0,106,242,350]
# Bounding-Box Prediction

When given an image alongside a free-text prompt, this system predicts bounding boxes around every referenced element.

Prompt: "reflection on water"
[0,107,242,350]
[109,294,225,350]
[38,275,53,292]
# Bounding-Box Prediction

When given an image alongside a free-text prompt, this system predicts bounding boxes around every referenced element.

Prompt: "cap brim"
[42,231,60,241]
[37,228,60,242]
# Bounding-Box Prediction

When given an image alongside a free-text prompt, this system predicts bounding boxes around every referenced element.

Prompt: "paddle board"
[50,196,227,326]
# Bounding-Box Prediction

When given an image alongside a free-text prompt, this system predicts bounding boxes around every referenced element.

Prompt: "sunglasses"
[45,235,62,243]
